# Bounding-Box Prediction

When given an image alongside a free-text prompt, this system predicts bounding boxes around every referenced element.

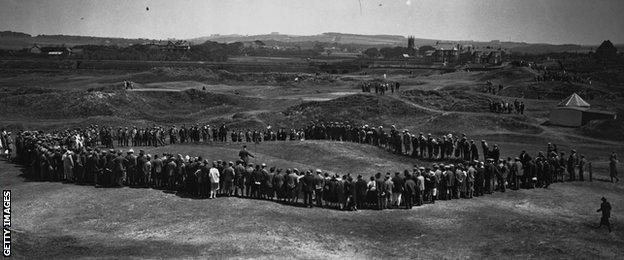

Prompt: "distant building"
[32,46,72,56]
[472,49,504,64]
[418,45,435,55]
[549,93,616,127]
[164,40,191,51]
[242,40,265,49]
[595,40,618,61]
[407,36,415,51]
[145,40,190,52]
[432,42,459,63]
[29,45,42,54]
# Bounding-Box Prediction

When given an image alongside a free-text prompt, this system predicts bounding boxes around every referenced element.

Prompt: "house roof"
[40,46,71,52]
[434,43,457,51]
[558,93,590,107]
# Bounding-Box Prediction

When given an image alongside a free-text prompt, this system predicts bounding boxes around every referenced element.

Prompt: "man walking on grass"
[597,197,612,233]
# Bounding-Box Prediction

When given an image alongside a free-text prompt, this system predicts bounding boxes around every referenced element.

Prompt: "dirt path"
[521,66,541,76]
[382,93,445,114]
[127,88,184,92]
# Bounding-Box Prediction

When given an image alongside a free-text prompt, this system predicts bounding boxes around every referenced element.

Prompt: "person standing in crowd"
[513,157,522,190]
[578,155,586,181]
[314,170,325,207]
[112,150,127,186]
[142,154,152,188]
[223,161,235,196]
[384,174,394,208]
[403,173,416,209]
[416,168,425,206]
[62,149,74,183]
[234,160,246,197]
[209,162,220,199]
[274,168,285,201]
[466,162,476,198]
[392,172,404,208]
[301,170,315,208]
[352,175,364,210]
[375,173,387,210]
[610,152,619,183]
[568,150,578,181]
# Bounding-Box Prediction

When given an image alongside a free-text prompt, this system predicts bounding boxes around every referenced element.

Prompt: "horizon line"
[2,29,619,47]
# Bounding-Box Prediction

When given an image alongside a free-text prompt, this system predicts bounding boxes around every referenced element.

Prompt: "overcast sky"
[1,0,623,45]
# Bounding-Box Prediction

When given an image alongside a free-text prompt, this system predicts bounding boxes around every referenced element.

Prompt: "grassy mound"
[129,67,339,86]
[580,119,624,141]
[0,90,119,118]
[130,67,222,83]
[499,81,599,100]
[0,87,258,122]
[401,89,492,112]
[257,94,431,128]
[418,113,543,136]
[478,67,535,84]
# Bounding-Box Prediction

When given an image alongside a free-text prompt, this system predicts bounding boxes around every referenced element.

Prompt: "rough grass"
[400,89,493,112]
[477,66,536,84]
[0,87,263,122]
[3,63,624,258]
[581,119,624,141]
[129,67,341,86]
[274,94,432,127]
[415,113,544,136]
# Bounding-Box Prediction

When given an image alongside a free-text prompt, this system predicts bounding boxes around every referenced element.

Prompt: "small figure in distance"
[596,197,612,233]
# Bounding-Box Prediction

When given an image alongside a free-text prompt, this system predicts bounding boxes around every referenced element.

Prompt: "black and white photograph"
[0,0,623,258]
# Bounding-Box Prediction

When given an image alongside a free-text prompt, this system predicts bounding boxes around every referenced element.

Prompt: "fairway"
[2,5,624,257]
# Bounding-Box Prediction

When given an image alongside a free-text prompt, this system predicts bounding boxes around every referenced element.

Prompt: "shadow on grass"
[11,229,231,259]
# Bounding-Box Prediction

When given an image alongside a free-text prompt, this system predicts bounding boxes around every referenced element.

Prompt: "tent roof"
[558,93,590,107]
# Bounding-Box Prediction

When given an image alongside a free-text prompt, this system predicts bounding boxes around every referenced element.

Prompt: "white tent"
[550,93,616,126]
[550,93,590,126]
[557,93,590,107]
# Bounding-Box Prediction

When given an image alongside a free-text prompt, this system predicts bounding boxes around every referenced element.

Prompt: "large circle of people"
[0,124,619,211]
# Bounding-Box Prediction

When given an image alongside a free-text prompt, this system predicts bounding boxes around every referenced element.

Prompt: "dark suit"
[403,178,417,209]
[301,174,315,207]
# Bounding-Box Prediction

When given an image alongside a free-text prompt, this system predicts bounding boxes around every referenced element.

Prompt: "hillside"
[260,94,433,128]
[191,32,600,54]
[0,31,612,54]
[0,86,275,125]
[0,32,156,50]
